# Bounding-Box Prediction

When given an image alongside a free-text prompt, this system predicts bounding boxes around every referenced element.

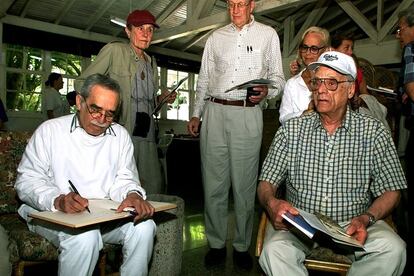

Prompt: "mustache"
[91,119,109,128]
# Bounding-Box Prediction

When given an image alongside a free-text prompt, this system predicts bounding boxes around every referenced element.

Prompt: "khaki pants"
[200,101,262,251]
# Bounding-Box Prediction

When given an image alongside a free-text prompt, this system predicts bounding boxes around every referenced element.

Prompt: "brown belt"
[209,97,255,107]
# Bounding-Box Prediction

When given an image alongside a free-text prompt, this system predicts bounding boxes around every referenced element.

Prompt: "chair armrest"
[255,212,268,257]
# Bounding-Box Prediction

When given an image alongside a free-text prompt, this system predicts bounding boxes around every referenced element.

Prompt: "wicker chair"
[358,57,376,88]
[374,66,398,91]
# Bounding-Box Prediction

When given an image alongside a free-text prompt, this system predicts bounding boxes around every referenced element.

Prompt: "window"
[166,69,189,121]
[5,45,43,111]
[4,44,82,112]
[51,51,82,95]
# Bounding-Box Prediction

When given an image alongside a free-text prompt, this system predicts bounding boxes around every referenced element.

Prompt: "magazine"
[152,76,189,116]
[224,78,277,93]
[282,209,365,251]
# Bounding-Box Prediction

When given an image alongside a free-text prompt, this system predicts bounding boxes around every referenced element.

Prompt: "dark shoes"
[204,247,226,267]
[233,249,253,271]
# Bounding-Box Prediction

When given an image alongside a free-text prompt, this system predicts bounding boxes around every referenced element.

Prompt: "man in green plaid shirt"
[258,51,407,276]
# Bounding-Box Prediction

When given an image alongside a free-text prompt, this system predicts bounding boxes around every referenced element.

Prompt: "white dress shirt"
[41,86,70,120]
[279,69,312,124]
[192,16,285,118]
[15,114,146,219]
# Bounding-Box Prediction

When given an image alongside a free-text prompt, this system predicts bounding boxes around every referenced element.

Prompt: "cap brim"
[129,22,160,28]
[308,62,355,80]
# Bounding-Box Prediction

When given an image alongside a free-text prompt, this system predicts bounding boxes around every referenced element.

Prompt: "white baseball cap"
[308,51,357,80]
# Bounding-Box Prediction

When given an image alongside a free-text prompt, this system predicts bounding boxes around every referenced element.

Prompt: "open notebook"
[29,199,177,228]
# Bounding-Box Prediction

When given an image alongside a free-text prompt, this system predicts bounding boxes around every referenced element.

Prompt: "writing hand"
[54,192,89,213]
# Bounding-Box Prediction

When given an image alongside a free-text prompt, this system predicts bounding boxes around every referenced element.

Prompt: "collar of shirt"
[129,43,148,62]
[70,114,117,136]
[312,106,353,133]
[229,15,255,32]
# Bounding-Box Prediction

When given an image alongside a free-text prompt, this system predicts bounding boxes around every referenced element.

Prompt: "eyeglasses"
[396,25,408,35]
[82,98,115,122]
[227,1,250,9]
[299,44,325,54]
[310,78,353,91]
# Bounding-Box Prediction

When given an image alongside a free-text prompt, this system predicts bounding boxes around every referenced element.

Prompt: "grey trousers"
[259,220,406,276]
[200,101,262,252]
[132,139,163,194]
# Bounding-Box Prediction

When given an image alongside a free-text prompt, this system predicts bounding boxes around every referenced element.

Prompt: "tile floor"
[181,197,264,276]
[180,194,412,276]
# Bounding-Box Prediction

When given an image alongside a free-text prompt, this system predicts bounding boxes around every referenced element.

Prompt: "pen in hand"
[68,180,91,213]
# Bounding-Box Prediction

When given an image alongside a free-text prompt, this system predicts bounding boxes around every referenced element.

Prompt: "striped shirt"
[192,16,285,118]
[399,42,414,117]
[260,108,407,223]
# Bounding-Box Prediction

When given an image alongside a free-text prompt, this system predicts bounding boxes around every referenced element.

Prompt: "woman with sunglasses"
[279,26,329,124]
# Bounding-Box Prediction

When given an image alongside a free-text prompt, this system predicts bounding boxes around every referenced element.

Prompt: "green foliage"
[170,93,187,110]
[5,45,82,111]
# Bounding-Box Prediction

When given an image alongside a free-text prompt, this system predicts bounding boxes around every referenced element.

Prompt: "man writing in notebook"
[15,74,155,276]
[257,52,407,275]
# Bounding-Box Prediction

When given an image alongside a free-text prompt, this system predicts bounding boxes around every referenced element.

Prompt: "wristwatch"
[362,212,376,227]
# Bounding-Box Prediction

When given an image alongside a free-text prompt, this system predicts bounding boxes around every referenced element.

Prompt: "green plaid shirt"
[260,108,407,222]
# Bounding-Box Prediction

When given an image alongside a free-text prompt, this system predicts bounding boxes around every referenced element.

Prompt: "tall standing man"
[187,0,285,270]
[396,5,414,269]
[75,10,175,194]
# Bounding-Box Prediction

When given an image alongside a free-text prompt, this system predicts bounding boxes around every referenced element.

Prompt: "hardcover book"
[29,199,177,228]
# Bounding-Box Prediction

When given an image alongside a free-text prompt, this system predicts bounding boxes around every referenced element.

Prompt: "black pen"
[68,180,91,213]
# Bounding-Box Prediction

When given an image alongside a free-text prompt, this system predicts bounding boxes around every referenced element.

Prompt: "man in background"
[187,0,285,270]
[396,5,414,273]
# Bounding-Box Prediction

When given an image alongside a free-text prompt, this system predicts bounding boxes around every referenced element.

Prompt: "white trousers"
[259,220,406,276]
[200,102,262,251]
[28,219,156,276]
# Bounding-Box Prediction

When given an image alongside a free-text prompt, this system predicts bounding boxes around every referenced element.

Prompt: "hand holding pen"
[53,180,91,213]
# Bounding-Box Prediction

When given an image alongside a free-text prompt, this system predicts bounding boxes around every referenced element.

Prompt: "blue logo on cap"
[323,54,338,61]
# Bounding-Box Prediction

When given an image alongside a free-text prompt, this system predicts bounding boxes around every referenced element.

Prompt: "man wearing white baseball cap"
[257,51,407,276]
